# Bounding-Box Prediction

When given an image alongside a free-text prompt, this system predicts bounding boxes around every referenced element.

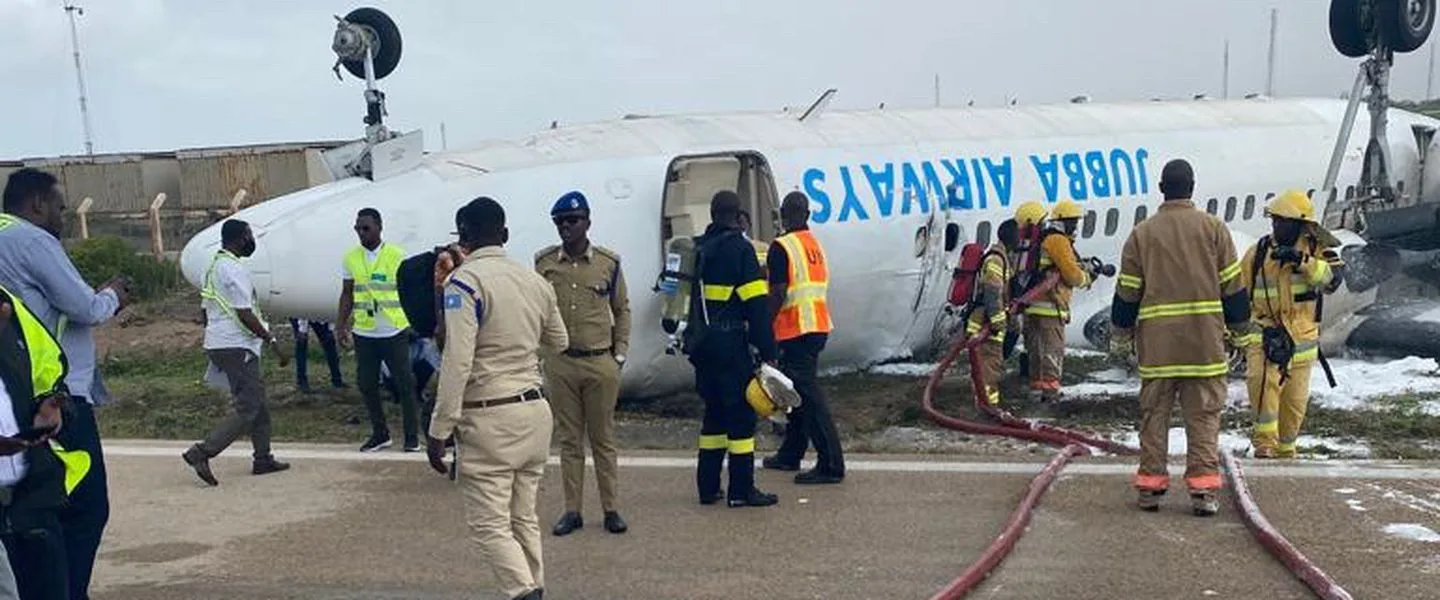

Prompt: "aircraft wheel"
[338,7,403,80]
[1380,0,1436,53]
[1330,0,1379,58]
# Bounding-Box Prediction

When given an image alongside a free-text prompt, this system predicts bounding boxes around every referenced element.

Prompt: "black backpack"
[397,251,440,338]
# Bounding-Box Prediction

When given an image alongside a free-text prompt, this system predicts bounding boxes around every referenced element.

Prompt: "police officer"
[761,191,844,484]
[535,191,632,536]
[685,190,779,508]
[427,196,568,600]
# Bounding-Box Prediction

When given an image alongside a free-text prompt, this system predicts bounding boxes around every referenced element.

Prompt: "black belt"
[462,388,544,410]
[708,321,746,333]
[563,347,612,358]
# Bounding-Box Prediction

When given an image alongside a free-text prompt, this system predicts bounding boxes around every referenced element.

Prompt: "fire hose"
[918,273,1354,600]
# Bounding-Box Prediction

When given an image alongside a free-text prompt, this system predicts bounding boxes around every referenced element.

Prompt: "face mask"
[1060,220,1079,237]
[1272,219,1303,247]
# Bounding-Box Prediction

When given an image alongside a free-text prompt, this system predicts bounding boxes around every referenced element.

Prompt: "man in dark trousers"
[0,282,79,600]
[0,168,124,600]
[685,191,780,508]
[761,192,844,484]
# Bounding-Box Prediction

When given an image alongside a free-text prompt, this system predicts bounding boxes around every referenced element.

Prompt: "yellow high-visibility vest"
[344,243,411,332]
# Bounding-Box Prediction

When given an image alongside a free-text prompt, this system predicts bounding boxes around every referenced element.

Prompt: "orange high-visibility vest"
[773,230,833,341]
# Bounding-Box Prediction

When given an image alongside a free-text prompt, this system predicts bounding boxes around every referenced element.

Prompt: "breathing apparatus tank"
[657,236,697,354]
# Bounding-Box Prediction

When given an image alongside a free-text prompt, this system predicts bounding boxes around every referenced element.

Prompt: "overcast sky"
[3,0,1438,159]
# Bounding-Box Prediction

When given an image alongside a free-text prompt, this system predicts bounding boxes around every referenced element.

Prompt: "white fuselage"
[179,97,1440,397]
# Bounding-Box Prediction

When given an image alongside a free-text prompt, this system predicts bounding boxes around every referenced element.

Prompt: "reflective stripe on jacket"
[1111,200,1251,379]
[773,230,832,341]
[966,243,1011,343]
[1025,231,1090,320]
[1,283,88,495]
[1241,237,1334,365]
[345,243,412,331]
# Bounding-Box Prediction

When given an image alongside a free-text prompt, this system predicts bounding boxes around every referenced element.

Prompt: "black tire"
[1331,0,1377,58]
[339,7,402,80]
[1379,0,1436,53]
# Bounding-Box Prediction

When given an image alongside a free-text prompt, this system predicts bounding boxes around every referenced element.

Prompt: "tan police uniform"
[429,246,569,600]
[535,243,631,514]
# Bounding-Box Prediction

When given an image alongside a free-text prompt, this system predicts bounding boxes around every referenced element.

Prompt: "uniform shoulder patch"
[534,244,560,265]
[443,291,463,310]
[592,245,621,265]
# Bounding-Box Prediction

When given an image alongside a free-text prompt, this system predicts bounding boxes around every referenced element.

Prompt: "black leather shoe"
[728,488,779,508]
[603,511,628,534]
[252,457,291,476]
[511,587,542,600]
[182,445,218,486]
[762,455,800,471]
[699,488,724,505]
[552,511,583,536]
[794,469,843,485]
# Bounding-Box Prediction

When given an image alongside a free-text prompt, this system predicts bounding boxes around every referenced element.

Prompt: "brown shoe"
[1254,447,1277,459]
[1137,489,1165,512]
[182,445,218,486]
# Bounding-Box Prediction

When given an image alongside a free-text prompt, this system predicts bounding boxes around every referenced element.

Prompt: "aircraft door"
[900,181,964,356]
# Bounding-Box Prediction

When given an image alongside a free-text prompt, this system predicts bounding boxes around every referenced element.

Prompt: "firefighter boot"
[1191,491,1219,517]
[1137,489,1165,512]
[696,447,725,505]
[726,454,778,508]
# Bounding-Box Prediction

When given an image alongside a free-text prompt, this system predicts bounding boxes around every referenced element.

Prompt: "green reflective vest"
[0,281,90,495]
[201,250,265,328]
[344,243,410,332]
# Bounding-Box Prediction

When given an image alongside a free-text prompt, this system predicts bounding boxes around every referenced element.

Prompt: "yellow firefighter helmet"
[746,377,778,419]
[1052,199,1084,220]
[1265,189,1318,223]
[1014,201,1048,226]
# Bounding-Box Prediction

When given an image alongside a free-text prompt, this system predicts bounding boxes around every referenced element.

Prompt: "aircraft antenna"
[1266,8,1278,96]
[799,88,837,122]
[63,3,94,156]
[1223,38,1231,99]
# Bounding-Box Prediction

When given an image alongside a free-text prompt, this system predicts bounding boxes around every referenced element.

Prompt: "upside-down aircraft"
[179,7,1440,398]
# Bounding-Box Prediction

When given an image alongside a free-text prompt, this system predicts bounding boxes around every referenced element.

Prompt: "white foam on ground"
[866,362,939,377]
[1383,523,1440,543]
[1417,307,1440,325]
[1110,428,1369,458]
[1308,357,1440,414]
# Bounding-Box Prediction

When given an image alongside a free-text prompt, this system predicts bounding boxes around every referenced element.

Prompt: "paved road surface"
[91,441,1440,599]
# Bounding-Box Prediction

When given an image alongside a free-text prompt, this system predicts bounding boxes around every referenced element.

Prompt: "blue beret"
[551,191,589,216]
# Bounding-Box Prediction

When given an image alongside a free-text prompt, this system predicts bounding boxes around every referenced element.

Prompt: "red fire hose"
[918,272,1354,599]
[1222,453,1355,600]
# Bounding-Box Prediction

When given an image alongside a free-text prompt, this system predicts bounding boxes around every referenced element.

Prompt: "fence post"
[229,189,248,215]
[76,197,93,240]
[149,193,167,259]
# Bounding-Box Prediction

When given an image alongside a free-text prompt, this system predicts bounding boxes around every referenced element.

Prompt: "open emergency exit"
[654,152,780,353]
[659,152,780,250]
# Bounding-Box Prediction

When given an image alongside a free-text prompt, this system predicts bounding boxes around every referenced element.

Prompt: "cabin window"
[1344,186,1355,200]
[1206,198,1218,215]
[1397,180,1407,195]
[1243,195,1256,220]
[1082,210,1097,239]
[974,221,991,248]
[944,223,961,252]
[1104,208,1119,236]
[1306,188,1316,198]
[1134,205,1148,224]
[1224,196,1237,222]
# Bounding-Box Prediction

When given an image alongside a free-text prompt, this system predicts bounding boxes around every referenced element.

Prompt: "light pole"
[64,3,95,156]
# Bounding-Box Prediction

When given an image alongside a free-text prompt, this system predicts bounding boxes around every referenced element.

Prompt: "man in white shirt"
[182,220,291,486]
[337,208,419,453]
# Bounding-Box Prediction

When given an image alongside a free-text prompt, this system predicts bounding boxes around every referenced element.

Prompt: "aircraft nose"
[179,224,222,289]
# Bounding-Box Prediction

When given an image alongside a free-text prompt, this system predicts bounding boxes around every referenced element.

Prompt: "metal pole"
[1429,42,1436,99]
[441,122,448,151]
[934,74,940,108]
[1322,69,1368,193]
[1223,39,1231,99]
[64,4,94,156]
[1266,8,1278,97]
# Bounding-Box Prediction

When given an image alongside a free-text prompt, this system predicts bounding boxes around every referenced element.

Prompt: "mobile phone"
[15,424,57,442]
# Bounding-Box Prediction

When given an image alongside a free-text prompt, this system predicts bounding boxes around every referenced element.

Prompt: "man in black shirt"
[685,191,779,508]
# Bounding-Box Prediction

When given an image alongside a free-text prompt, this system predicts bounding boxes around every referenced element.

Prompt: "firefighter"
[1241,190,1345,459]
[967,219,1021,406]
[1110,159,1252,517]
[684,190,780,507]
[1023,199,1091,401]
